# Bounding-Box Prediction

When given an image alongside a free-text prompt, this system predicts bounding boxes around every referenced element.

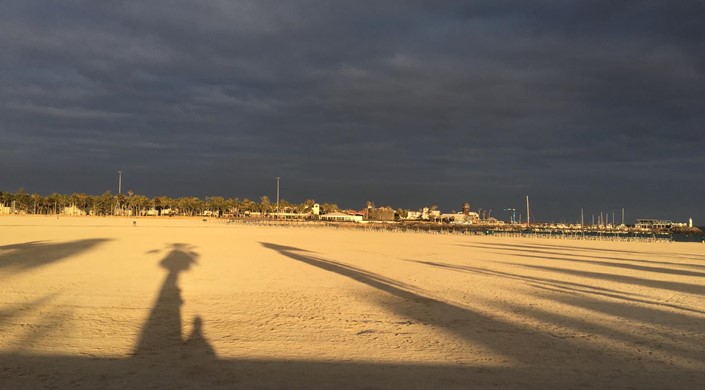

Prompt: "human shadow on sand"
[134,243,208,357]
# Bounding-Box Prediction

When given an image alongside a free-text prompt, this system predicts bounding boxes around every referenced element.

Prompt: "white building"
[439,212,481,224]
[62,205,86,216]
[320,212,363,223]
[635,219,673,229]
[406,211,421,220]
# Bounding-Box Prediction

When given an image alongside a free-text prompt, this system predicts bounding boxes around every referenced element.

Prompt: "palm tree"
[178,197,204,216]
[30,193,43,214]
[321,203,339,214]
[92,191,114,215]
[225,197,240,216]
[154,195,174,215]
[205,196,226,217]
[278,199,293,213]
[13,188,31,213]
[46,192,62,215]
[239,198,253,215]
[133,195,151,216]
[259,195,272,215]
[114,193,126,216]
[68,193,90,215]
[0,191,12,210]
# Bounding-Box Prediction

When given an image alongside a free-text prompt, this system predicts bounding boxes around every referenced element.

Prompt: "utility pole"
[276,177,280,215]
[526,196,530,227]
[118,171,123,195]
[581,208,584,228]
[622,208,625,226]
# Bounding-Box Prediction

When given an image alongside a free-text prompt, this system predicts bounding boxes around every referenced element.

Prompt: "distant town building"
[635,219,688,230]
[439,212,481,224]
[62,205,86,216]
[1,201,18,214]
[406,211,421,220]
[320,212,363,223]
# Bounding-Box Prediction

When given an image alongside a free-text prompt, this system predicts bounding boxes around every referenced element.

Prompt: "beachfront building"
[62,205,86,216]
[635,219,673,230]
[438,212,482,224]
[0,200,15,214]
[406,211,421,220]
[320,212,363,223]
[419,207,442,221]
[269,212,317,220]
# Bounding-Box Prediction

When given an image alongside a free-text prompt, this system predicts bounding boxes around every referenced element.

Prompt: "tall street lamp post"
[276,176,280,215]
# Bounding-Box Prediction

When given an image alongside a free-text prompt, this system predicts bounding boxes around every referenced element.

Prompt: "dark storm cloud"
[1,1,704,221]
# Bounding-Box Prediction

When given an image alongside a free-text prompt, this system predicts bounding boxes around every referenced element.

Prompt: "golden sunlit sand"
[1,215,704,388]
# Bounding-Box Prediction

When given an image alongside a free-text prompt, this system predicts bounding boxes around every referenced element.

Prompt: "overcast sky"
[2,1,704,223]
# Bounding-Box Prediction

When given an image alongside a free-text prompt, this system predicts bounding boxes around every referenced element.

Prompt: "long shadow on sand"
[0,239,111,274]
[464,241,705,261]
[459,242,705,269]
[406,259,705,326]
[509,263,705,296]
[1,241,704,389]
[406,258,705,364]
[259,242,705,387]
[499,251,705,278]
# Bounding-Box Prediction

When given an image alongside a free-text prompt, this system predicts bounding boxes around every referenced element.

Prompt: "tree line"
[0,188,341,217]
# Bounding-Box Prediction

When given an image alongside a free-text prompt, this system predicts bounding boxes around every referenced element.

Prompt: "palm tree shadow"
[258,240,705,380]
[0,239,111,274]
[259,242,552,365]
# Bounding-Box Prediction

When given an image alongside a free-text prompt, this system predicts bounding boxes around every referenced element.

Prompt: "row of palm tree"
[0,188,340,217]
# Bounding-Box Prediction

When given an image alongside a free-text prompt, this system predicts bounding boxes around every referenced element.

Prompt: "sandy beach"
[1,215,704,389]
